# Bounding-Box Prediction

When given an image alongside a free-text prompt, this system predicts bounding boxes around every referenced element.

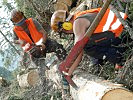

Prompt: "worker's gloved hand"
[29,45,43,58]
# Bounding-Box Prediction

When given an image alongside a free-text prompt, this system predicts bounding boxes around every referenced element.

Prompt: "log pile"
[54,0,72,11]
[54,2,69,12]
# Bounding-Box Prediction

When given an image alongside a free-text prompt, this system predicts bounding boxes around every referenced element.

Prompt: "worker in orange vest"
[11,9,67,62]
[51,8,129,78]
[11,9,69,95]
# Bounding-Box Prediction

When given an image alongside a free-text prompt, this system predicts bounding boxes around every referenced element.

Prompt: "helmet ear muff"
[62,22,72,31]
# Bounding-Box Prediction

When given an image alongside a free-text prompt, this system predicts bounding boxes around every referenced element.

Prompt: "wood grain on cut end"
[102,89,133,100]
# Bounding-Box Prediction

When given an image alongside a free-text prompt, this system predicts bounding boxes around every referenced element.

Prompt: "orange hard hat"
[11,9,24,24]
[51,10,66,32]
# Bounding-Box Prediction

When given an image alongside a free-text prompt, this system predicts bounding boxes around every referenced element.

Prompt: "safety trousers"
[84,37,127,65]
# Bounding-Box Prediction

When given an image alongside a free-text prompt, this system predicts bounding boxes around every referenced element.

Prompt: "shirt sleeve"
[32,19,43,31]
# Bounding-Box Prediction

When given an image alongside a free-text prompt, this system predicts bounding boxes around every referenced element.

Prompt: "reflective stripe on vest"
[14,18,43,51]
[74,8,127,37]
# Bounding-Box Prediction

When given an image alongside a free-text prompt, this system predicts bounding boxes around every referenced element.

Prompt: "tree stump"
[17,70,39,88]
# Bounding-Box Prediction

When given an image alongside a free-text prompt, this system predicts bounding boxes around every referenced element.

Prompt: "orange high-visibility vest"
[14,18,43,51]
[73,8,128,37]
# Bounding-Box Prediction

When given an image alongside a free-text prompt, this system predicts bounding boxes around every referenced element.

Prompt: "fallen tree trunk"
[17,70,39,88]
[70,72,133,100]
[45,63,133,100]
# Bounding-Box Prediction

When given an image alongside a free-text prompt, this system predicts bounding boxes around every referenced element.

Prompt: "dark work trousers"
[84,37,127,65]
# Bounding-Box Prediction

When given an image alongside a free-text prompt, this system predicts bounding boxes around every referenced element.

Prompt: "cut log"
[54,2,68,12]
[57,0,72,6]
[17,70,39,88]
[70,72,133,100]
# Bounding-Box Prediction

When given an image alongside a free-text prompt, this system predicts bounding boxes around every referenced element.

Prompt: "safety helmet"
[51,10,67,32]
[11,9,24,24]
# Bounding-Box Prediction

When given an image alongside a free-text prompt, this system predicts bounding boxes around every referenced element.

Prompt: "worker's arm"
[59,18,90,76]
[12,31,26,46]
[39,29,47,44]
[67,18,90,76]
[33,19,47,51]
[33,19,47,44]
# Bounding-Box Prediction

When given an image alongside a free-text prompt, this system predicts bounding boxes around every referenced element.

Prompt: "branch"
[0,30,20,55]
[116,0,124,11]
[125,3,129,14]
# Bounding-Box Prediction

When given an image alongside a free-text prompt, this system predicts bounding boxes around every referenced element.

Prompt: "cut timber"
[54,2,68,12]
[70,72,133,100]
[17,70,39,88]
[57,0,72,6]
